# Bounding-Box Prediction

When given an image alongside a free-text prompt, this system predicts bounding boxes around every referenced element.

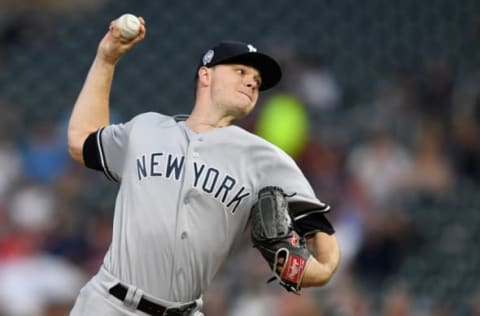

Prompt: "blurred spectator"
[371,67,421,143]
[345,130,420,281]
[276,291,324,316]
[281,53,342,114]
[19,117,70,184]
[0,254,86,316]
[382,282,414,316]
[449,74,480,185]
[399,124,455,202]
[0,101,21,202]
[230,290,275,316]
[345,128,413,208]
[0,183,86,316]
[429,301,453,316]
[202,283,229,316]
[330,180,368,272]
[79,213,113,274]
[229,245,276,316]
[416,59,454,127]
[471,287,480,316]
[450,114,480,185]
[297,137,344,204]
[324,274,371,316]
[352,207,417,284]
[6,183,56,237]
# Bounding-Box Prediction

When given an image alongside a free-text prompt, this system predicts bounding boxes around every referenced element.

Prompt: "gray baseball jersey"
[88,112,328,303]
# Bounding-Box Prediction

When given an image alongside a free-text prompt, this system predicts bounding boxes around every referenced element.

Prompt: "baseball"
[116,13,140,40]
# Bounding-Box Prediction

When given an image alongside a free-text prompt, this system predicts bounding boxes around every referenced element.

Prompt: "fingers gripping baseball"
[97,14,146,64]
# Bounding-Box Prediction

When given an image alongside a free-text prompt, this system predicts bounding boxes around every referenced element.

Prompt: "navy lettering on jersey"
[151,153,163,176]
[136,157,250,213]
[166,155,185,180]
[214,175,236,203]
[202,168,219,193]
[193,162,205,187]
[227,186,250,214]
[192,162,250,213]
[137,155,147,180]
[137,152,184,180]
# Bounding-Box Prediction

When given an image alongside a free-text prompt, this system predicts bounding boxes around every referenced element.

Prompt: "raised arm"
[67,16,146,164]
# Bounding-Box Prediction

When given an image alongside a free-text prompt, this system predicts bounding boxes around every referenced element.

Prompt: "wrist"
[92,53,119,72]
[95,52,120,66]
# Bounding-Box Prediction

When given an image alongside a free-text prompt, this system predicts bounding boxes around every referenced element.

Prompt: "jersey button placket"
[181,191,191,240]
[192,136,203,158]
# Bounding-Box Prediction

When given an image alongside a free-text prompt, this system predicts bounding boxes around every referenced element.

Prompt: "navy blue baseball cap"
[197,40,282,91]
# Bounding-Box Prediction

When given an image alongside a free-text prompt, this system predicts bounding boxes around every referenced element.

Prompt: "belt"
[109,283,196,316]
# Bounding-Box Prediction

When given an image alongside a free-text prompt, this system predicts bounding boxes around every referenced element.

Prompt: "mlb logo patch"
[202,49,214,65]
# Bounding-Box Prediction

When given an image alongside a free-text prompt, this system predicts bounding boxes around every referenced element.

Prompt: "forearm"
[301,232,340,287]
[67,15,146,164]
[68,56,115,163]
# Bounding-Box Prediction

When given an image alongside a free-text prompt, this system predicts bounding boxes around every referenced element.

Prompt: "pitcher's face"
[209,64,261,118]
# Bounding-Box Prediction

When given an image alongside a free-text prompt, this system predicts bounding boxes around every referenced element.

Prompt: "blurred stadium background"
[1,0,480,315]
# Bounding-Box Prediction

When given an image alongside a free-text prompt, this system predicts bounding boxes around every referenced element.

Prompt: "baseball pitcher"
[67,14,340,316]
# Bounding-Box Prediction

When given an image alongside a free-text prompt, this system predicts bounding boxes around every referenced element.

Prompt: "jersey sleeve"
[82,112,171,182]
[82,121,132,182]
[255,144,330,215]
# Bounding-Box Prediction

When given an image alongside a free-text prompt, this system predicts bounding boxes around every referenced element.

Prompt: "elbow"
[317,257,340,287]
[323,241,341,285]
[68,144,83,164]
[315,275,334,288]
[67,129,86,164]
[323,252,341,285]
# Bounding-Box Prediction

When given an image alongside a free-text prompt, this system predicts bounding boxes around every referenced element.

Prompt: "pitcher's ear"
[197,66,211,85]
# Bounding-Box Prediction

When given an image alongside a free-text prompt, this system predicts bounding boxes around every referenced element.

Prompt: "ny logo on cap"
[247,44,257,52]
